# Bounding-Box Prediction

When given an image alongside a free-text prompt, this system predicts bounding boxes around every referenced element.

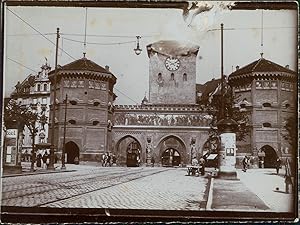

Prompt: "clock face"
[165,57,180,71]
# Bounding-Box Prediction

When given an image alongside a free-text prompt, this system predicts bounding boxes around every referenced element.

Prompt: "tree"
[283,116,297,151]
[4,99,47,171]
[205,82,251,148]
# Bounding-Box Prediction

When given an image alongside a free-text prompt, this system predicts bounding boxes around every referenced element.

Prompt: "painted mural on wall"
[114,113,212,126]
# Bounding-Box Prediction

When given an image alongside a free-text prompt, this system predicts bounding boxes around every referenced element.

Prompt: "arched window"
[44,84,47,91]
[93,102,100,106]
[262,102,271,107]
[263,122,271,128]
[69,120,76,125]
[183,73,187,81]
[171,73,174,80]
[92,121,99,125]
[70,100,77,105]
[37,84,41,92]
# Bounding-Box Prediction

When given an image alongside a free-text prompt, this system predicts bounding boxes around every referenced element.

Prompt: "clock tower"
[147,40,199,104]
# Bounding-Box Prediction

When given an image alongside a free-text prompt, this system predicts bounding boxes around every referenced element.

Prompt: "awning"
[207,154,218,160]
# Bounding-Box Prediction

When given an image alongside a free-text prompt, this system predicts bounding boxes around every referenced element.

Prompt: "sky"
[4,2,297,105]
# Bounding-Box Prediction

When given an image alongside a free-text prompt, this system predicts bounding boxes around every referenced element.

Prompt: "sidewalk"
[210,168,293,212]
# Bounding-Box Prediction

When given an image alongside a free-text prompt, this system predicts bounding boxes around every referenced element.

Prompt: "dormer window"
[70,100,77,105]
[262,103,271,108]
[69,120,76,125]
[183,73,187,81]
[285,104,290,109]
[93,102,100,106]
[263,122,271,128]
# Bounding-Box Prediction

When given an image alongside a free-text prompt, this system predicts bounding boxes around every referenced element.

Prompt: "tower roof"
[147,40,199,57]
[229,57,296,79]
[48,57,116,83]
[57,57,111,74]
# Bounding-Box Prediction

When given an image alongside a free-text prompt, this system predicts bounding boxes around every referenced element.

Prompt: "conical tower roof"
[229,56,296,81]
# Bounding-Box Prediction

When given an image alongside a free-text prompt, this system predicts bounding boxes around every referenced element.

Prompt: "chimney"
[285,65,289,69]
[105,65,110,71]
[236,65,239,70]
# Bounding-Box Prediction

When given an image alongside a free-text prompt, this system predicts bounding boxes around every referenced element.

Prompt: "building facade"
[11,41,296,169]
[10,61,51,157]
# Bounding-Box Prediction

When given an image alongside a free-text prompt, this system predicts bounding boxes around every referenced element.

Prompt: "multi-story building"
[10,60,51,157]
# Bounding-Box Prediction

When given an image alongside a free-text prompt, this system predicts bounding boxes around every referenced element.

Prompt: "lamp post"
[48,27,60,170]
[61,94,68,170]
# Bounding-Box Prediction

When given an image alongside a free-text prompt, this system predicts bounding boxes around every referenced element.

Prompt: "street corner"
[210,177,269,211]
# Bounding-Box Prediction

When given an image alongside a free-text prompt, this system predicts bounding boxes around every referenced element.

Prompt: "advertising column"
[4,128,22,174]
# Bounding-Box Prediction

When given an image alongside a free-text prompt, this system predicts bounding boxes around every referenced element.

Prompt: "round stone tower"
[228,56,297,168]
[48,56,117,163]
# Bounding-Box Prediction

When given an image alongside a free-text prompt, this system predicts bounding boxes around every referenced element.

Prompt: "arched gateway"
[65,141,80,164]
[158,135,187,167]
[115,136,142,167]
[261,145,278,168]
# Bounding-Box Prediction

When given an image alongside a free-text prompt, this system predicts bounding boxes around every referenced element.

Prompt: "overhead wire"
[6,7,76,61]
[63,37,136,46]
[6,7,142,104]
[7,57,38,73]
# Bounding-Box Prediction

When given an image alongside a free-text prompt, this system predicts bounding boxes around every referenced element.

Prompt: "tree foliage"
[206,83,251,142]
[283,116,297,150]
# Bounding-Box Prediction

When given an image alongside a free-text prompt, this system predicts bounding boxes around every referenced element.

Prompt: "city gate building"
[48,57,116,163]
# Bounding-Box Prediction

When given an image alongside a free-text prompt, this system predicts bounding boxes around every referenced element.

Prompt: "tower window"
[37,84,41,92]
[92,121,99,125]
[262,122,271,128]
[69,120,76,125]
[158,73,162,80]
[262,102,271,107]
[183,73,187,81]
[171,73,174,81]
[70,100,77,105]
[44,84,47,91]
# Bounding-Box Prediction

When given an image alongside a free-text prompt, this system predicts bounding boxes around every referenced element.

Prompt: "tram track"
[2,167,170,207]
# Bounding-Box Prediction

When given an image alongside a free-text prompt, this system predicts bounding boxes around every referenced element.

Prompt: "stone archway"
[65,141,80,164]
[115,136,142,167]
[157,135,187,166]
[261,145,278,168]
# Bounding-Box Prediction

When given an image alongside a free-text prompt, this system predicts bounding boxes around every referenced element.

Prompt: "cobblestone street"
[2,165,209,210]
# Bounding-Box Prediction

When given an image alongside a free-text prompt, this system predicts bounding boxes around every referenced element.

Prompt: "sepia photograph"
[1,0,298,223]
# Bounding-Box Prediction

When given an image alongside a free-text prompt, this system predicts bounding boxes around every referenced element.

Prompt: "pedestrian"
[45,155,50,168]
[192,157,198,166]
[242,156,248,172]
[112,155,117,166]
[275,157,281,174]
[42,153,48,169]
[199,156,206,175]
[36,153,42,168]
[107,153,111,167]
[151,156,155,167]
